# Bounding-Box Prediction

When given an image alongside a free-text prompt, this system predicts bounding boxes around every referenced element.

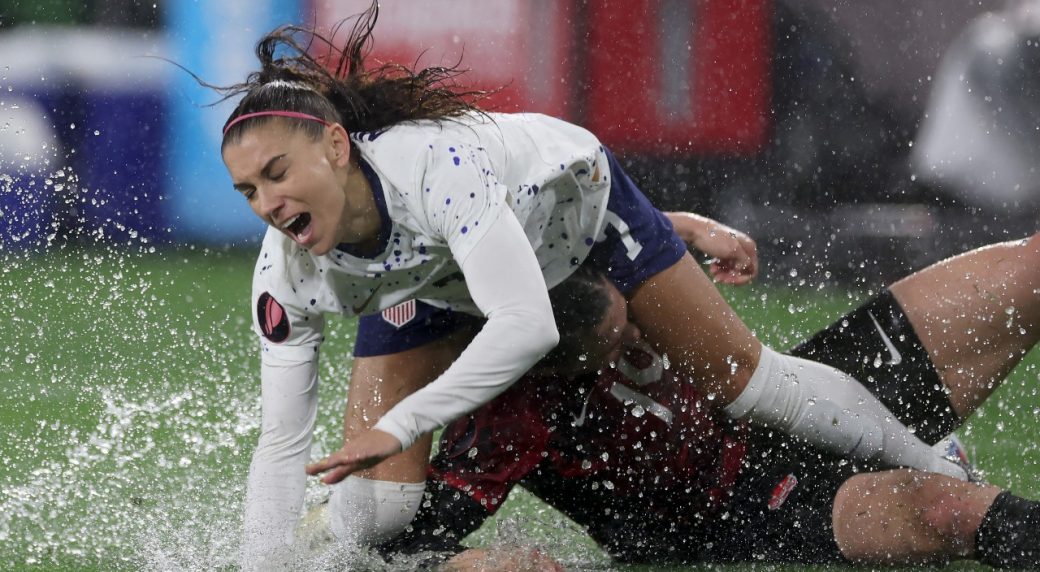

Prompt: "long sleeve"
[240,349,319,566]
[373,210,559,448]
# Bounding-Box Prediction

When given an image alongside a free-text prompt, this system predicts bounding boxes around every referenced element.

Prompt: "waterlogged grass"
[1,248,1037,571]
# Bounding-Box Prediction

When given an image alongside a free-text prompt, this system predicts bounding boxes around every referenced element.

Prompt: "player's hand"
[305,429,402,484]
[666,212,758,285]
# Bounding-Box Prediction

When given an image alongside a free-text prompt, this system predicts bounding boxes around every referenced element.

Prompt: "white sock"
[327,476,426,546]
[725,346,966,480]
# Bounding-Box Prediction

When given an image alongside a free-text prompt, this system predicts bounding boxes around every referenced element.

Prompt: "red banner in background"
[312,0,577,118]
[311,0,771,156]
[584,0,772,155]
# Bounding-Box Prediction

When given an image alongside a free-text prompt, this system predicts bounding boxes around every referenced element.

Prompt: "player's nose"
[256,188,284,223]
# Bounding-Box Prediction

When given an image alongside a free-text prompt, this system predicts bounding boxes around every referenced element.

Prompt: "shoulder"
[251,228,322,305]
[354,118,497,194]
[351,119,461,161]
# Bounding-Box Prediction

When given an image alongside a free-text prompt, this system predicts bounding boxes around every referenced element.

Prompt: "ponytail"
[218,1,488,146]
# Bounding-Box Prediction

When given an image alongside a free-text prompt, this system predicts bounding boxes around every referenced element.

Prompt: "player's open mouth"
[281,213,312,240]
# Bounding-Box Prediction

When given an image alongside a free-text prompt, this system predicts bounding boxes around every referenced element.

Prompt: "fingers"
[709,240,758,285]
[695,224,758,285]
[305,453,369,484]
[710,262,754,285]
[317,465,356,485]
[305,429,403,484]
[305,453,353,476]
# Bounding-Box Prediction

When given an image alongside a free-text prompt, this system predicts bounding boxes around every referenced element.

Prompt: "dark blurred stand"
[622,0,1037,289]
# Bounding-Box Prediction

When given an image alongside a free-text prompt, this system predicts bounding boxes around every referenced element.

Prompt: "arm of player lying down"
[440,548,566,572]
[664,211,758,284]
[724,345,968,480]
[307,211,559,481]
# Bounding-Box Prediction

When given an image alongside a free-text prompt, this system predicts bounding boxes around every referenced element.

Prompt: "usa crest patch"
[382,299,417,328]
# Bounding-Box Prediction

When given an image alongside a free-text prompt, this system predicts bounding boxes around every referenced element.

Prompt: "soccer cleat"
[296,500,336,551]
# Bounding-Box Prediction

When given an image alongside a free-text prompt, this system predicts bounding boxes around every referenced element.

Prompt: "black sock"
[976,491,1040,568]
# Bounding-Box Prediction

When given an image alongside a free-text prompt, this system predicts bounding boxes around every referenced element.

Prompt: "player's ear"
[326,123,351,168]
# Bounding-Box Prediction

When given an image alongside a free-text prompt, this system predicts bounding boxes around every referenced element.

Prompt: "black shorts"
[697,289,958,564]
[791,288,960,445]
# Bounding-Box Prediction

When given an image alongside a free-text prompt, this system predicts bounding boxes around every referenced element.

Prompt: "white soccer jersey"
[242,113,613,560]
[251,112,611,357]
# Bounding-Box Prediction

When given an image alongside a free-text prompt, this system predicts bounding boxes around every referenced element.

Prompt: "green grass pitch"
[1,247,1037,570]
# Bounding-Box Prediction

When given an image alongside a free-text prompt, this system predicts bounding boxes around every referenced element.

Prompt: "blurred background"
[2,2,1040,570]
[2,0,1038,285]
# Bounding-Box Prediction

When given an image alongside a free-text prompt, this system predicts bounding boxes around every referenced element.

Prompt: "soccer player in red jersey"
[361,232,1040,569]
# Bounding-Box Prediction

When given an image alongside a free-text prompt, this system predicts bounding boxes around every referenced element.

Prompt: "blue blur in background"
[0,0,300,251]
[165,0,300,246]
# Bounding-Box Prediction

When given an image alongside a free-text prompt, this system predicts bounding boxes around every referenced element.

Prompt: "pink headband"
[223,110,331,136]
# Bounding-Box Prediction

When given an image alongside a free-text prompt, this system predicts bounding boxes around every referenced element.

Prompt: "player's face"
[589,282,641,367]
[222,120,362,256]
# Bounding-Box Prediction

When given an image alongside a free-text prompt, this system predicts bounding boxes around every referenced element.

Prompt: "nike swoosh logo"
[868,312,902,366]
[351,283,383,315]
[571,389,595,427]
[608,383,674,425]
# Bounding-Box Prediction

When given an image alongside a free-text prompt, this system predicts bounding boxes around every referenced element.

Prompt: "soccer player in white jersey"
[217,3,967,565]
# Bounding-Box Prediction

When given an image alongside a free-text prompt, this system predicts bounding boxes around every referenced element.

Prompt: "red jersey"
[428,341,748,557]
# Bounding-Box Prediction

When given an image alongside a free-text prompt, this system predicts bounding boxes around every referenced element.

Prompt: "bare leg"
[342,334,468,483]
[629,253,963,476]
[890,233,1040,418]
[833,469,1002,564]
[627,252,761,402]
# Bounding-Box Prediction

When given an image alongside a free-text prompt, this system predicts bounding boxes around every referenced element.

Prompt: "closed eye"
[233,184,256,201]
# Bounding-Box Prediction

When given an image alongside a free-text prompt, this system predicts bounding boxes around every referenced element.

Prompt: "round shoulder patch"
[257,292,290,343]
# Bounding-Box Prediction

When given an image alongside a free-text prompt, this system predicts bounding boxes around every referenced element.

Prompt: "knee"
[834,471,976,563]
[328,476,426,546]
[919,488,980,546]
[1009,232,1040,300]
[1010,231,1040,269]
[1027,231,1040,250]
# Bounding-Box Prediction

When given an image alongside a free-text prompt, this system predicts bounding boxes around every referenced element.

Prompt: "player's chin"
[308,241,334,256]
[301,232,334,256]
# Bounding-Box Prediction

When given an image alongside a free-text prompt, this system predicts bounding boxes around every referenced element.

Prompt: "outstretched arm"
[241,353,319,566]
[307,209,559,481]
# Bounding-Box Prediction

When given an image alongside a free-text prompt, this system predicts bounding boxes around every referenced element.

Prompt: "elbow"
[531,307,560,357]
[539,317,561,356]
[499,304,559,358]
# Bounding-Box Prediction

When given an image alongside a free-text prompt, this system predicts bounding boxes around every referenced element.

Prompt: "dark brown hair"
[219,1,487,148]
[539,264,614,372]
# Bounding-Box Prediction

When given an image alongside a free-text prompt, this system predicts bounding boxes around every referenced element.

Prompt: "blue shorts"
[354,148,687,357]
